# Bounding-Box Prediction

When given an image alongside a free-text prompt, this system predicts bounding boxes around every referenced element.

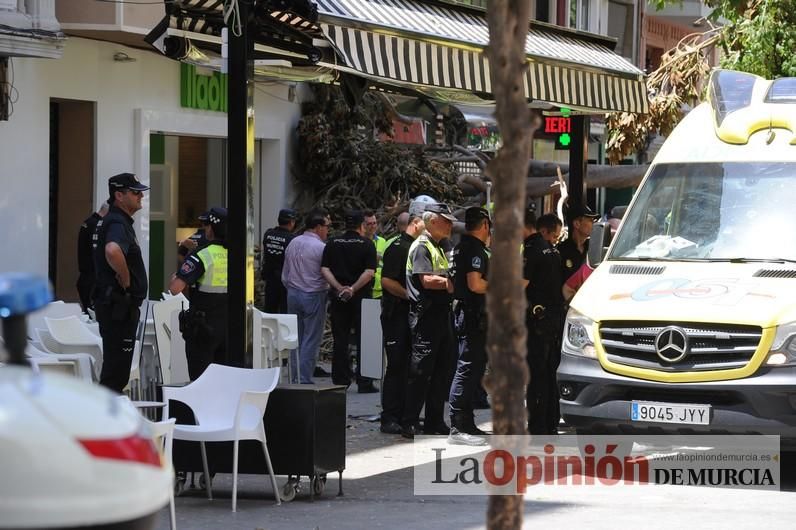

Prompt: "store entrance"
[148,134,228,298]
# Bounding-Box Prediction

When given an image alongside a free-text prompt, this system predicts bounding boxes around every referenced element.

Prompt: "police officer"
[93,173,149,393]
[379,212,425,434]
[261,208,298,313]
[557,203,599,283]
[168,207,229,381]
[177,212,211,262]
[320,209,378,392]
[523,211,564,434]
[448,207,492,445]
[76,201,108,314]
[402,203,457,438]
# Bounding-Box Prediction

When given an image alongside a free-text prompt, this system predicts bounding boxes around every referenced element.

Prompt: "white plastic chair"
[27,302,83,340]
[252,310,277,369]
[152,298,189,384]
[253,311,298,383]
[26,342,94,382]
[147,418,177,530]
[28,357,80,377]
[168,310,190,385]
[44,316,103,376]
[162,364,282,512]
[34,328,101,382]
[122,339,143,397]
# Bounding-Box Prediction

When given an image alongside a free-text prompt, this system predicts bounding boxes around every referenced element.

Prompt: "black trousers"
[526,317,561,434]
[96,302,140,394]
[448,306,487,421]
[76,274,94,313]
[185,306,228,381]
[381,306,410,425]
[263,271,287,314]
[329,297,363,385]
[403,307,454,429]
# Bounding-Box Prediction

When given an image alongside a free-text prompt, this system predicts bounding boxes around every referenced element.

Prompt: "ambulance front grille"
[599,321,762,372]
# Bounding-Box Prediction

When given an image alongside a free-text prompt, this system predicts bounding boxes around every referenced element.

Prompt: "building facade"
[0,2,305,301]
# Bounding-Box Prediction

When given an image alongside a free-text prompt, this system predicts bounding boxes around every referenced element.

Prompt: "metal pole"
[568,115,590,209]
[227,0,255,367]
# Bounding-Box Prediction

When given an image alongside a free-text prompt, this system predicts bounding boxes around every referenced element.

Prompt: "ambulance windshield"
[609,162,796,262]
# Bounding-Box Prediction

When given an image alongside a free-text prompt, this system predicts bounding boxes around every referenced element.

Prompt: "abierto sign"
[180,63,228,113]
[412,435,780,495]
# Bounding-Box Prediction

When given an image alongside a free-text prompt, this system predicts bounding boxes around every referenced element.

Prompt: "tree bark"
[525,164,648,197]
[484,1,534,529]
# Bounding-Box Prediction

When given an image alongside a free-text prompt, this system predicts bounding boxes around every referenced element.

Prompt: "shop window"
[569,0,590,31]
[607,0,636,62]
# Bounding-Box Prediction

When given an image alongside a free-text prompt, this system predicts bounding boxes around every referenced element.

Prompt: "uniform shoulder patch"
[180,259,196,275]
[472,256,482,268]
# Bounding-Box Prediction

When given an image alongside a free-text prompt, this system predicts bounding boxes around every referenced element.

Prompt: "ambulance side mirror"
[588,222,612,268]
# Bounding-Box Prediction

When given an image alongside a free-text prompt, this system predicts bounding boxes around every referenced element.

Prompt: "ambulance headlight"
[562,308,597,359]
[766,321,796,366]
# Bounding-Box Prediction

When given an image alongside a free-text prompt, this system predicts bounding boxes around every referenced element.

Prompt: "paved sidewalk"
[153,378,796,530]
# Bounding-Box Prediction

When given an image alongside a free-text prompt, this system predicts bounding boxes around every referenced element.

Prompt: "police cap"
[278,208,298,225]
[464,206,491,228]
[566,203,600,224]
[424,203,457,222]
[108,173,149,195]
[204,206,227,226]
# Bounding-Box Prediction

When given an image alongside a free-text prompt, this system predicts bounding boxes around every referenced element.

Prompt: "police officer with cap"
[168,206,229,380]
[557,203,599,283]
[261,208,298,313]
[448,206,492,445]
[402,202,457,438]
[93,172,149,393]
[523,211,564,434]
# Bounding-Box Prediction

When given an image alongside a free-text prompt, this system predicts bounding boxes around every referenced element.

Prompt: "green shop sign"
[180,63,228,112]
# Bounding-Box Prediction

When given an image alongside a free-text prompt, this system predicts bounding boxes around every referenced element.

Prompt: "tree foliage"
[607,0,796,163]
[295,85,462,225]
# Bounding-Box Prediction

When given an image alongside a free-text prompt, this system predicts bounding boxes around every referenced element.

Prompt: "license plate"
[631,401,710,425]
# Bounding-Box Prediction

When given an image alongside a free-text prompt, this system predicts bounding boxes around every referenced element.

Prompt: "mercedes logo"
[655,326,689,363]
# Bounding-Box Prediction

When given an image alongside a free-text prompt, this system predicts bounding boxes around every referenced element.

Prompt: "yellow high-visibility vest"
[196,244,228,293]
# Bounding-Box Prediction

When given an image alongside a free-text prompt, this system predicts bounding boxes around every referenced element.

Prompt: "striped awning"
[315,0,647,113]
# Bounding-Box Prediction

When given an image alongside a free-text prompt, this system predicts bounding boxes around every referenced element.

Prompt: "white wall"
[0,36,304,278]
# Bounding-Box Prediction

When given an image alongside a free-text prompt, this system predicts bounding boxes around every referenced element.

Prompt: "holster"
[179,308,211,341]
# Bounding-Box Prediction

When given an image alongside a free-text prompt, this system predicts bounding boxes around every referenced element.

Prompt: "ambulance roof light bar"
[765,77,796,104]
[709,69,760,127]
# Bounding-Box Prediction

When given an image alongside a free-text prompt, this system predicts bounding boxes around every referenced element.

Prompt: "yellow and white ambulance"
[558,70,796,443]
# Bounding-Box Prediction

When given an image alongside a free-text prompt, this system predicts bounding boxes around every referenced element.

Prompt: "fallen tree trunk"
[525,164,648,197]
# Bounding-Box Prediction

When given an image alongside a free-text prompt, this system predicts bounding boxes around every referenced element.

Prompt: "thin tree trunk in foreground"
[483,1,535,529]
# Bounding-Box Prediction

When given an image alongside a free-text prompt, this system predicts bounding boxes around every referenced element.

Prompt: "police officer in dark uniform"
[402,203,457,438]
[76,201,108,314]
[168,206,229,381]
[448,207,492,445]
[261,208,298,313]
[379,212,425,434]
[557,203,599,283]
[523,211,564,434]
[177,212,210,262]
[93,173,149,393]
[320,210,378,392]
